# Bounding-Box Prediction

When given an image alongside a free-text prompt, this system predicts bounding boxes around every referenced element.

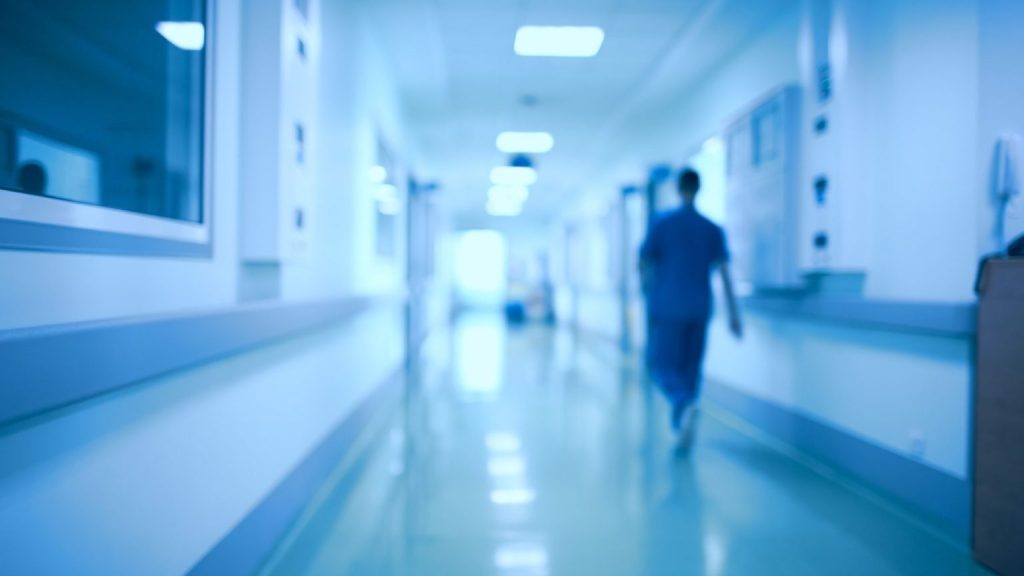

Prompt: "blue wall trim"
[567,288,975,337]
[742,295,976,337]
[706,381,972,538]
[186,366,405,576]
[0,296,402,426]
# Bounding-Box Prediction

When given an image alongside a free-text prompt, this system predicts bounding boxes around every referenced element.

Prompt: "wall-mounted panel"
[724,85,802,288]
[240,0,319,263]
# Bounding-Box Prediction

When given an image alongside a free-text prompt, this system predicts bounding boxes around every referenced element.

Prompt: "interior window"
[0,0,206,222]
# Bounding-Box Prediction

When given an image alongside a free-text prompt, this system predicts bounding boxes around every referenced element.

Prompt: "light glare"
[375,183,399,202]
[378,198,402,215]
[489,185,529,204]
[490,488,536,505]
[156,21,205,51]
[486,433,522,452]
[491,166,538,186]
[514,26,605,58]
[488,456,527,477]
[369,164,388,184]
[494,543,549,571]
[486,199,524,217]
[496,132,555,154]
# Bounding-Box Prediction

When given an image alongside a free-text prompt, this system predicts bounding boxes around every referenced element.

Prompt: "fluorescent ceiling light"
[489,185,529,204]
[514,26,604,58]
[156,21,205,51]
[491,166,537,186]
[496,132,554,154]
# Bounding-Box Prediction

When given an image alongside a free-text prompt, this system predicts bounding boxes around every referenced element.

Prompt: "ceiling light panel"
[496,132,554,154]
[514,26,604,58]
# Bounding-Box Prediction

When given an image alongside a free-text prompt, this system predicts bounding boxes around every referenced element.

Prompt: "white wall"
[0,305,405,575]
[282,0,416,300]
[852,0,980,302]
[978,0,1024,253]
[707,0,979,478]
[0,1,428,573]
[555,0,990,481]
[0,0,243,331]
[705,315,971,477]
[0,0,420,332]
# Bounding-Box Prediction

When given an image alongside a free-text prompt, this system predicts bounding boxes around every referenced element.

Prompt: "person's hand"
[729,316,744,340]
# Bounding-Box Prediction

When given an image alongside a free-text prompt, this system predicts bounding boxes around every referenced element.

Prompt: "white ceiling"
[364,0,797,225]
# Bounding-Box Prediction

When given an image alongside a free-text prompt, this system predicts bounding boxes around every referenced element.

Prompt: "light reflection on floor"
[260,313,989,576]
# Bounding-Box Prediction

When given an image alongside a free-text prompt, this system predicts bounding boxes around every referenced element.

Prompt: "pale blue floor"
[261,314,988,576]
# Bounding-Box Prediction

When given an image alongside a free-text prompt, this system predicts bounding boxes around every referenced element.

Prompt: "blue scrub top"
[640,204,729,321]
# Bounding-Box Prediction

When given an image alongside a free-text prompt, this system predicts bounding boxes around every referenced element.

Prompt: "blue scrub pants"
[649,318,709,408]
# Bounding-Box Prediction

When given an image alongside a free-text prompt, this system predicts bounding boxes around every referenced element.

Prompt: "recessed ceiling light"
[491,166,537,186]
[156,21,205,51]
[514,26,604,58]
[496,132,554,154]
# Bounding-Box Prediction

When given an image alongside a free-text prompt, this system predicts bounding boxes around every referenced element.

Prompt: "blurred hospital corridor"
[260,313,985,576]
[2,0,1024,574]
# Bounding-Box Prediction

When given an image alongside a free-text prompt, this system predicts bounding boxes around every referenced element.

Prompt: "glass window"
[0,0,208,252]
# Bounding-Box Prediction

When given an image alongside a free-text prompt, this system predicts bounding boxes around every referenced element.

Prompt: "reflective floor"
[261,314,988,576]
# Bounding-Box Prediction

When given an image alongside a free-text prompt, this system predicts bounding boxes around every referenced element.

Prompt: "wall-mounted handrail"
[0,295,406,427]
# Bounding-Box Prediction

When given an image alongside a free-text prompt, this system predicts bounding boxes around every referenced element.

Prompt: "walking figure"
[640,167,743,446]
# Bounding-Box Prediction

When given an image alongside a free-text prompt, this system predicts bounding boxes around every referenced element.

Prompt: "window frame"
[0,0,214,258]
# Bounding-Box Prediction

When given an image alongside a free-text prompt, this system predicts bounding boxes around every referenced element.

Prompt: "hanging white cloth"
[992,133,1024,251]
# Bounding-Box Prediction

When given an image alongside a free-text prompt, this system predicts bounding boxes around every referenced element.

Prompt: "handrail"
[0,295,405,427]
[741,294,975,338]
[555,283,975,338]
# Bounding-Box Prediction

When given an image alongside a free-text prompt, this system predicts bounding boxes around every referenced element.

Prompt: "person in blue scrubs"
[640,167,743,444]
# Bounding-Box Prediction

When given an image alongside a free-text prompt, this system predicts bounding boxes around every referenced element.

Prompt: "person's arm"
[719,262,743,339]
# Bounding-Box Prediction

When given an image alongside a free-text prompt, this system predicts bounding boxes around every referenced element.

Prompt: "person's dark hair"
[678,167,700,196]
[17,162,47,195]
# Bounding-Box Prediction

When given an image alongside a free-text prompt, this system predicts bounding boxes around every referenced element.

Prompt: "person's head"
[17,162,47,195]
[677,167,700,203]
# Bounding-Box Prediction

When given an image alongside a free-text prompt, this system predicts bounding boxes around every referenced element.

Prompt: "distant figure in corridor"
[16,162,48,195]
[640,167,742,446]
